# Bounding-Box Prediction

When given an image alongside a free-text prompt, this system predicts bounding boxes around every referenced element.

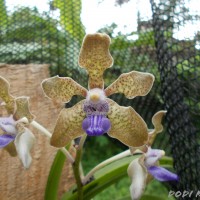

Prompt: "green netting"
[0,0,199,199]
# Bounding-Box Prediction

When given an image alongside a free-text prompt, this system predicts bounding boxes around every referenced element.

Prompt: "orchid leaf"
[159,156,173,167]
[141,194,169,200]
[61,156,135,200]
[45,146,70,200]
[61,156,174,200]
[116,195,168,200]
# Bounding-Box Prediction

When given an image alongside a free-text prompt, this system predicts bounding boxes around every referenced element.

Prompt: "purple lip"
[147,166,179,182]
[0,134,15,148]
[82,115,111,136]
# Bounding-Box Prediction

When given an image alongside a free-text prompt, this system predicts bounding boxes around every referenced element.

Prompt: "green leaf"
[159,156,173,166]
[45,149,67,200]
[116,196,132,200]
[116,194,169,200]
[61,156,136,200]
[61,156,174,200]
[141,194,169,200]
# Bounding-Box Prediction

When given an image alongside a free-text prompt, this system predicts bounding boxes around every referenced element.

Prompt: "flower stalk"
[72,134,87,200]
[30,120,74,163]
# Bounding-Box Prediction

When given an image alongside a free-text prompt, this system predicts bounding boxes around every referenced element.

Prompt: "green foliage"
[50,0,87,85]
[62,156,135,200]
[93,177,175,200]
[90,176,131,200]
[82,136,124,173]
[52,0,85,42]
[176,55,200,127]
[177,55,200,75]
[61,154,174,199]
[0,6,87,83]
[132,31,155,47]
[0,0,7,27]
[0,8,64,63]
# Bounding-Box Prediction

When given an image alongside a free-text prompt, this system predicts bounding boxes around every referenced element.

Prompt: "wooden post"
[0,64,75,200]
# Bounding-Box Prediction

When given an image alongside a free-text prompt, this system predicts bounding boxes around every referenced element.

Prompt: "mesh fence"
[0,0,199,198]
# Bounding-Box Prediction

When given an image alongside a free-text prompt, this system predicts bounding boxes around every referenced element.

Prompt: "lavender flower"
[127,147,178,200]
[0,76,35,169]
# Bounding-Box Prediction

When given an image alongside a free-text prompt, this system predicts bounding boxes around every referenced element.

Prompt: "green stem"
[72,134,87,200]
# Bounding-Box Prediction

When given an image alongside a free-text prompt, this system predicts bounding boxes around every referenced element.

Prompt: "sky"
[5,0,200,41]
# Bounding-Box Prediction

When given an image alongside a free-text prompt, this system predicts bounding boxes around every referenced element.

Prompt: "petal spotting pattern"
[105,71,154,98]
[107,99,148,147]
[41,33,154,148]
[42,76,87,103]
[79,33,113,89]
[50,100,86,147]
[0,76,36,168]
[0,76,15,114]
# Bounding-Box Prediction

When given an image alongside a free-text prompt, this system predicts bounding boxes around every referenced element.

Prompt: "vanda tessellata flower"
[128,111,179,200]
[0,76,35,168]
[127,147,179,200]
[42,33,155,148]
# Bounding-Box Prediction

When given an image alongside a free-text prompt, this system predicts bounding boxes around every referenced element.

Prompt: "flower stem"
[72,134,87,200]
[30,120,51,137]
[30,120,74,163]
[82,149,132,185]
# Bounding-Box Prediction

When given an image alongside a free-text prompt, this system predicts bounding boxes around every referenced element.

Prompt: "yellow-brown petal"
[13,97,35,122]
[105,71,155,98]
[130,145,148,154]
[0,76,15,114]
[4,142,17,157]
[42,76,87,103]
[107,99,148,147]
[79,33,113,89]
[148,110,166,146]
[50,100,86,147]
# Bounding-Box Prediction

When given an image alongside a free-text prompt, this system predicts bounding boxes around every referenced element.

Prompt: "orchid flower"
[0,76,35,169]
[127,147,179,200]
[127,111,178,200]
[42,33,155,148]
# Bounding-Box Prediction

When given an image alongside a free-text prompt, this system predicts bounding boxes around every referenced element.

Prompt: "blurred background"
[0,0,199,199]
